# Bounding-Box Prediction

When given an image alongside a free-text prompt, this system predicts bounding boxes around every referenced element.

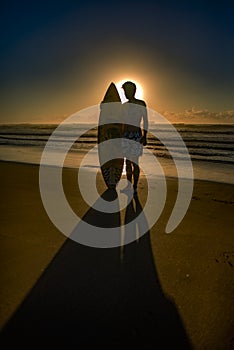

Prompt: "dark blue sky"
[1,0,234,122]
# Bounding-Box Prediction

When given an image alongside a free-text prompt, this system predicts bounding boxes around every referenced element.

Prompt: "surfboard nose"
[102,82,121,103]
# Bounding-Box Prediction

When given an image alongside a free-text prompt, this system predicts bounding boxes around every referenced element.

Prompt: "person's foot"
[120,183,133,193]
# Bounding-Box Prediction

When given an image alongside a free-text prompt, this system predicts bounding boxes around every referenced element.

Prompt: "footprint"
[212,199,234,204]
[215,251,234,267]
[192,196,200,200]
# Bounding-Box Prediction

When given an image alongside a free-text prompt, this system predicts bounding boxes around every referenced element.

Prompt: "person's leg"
[133,158,140,191]
[120,159,133,193]
[126,160,132,183]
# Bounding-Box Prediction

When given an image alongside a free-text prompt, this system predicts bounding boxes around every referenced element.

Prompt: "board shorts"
[122,130,143,158]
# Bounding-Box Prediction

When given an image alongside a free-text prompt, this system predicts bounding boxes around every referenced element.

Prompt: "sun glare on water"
[116,79,144,103]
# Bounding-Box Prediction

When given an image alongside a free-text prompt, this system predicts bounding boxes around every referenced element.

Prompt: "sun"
[116,79,144,103]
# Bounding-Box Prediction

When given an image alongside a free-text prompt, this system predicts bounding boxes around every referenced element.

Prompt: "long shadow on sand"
[1,189,192,347]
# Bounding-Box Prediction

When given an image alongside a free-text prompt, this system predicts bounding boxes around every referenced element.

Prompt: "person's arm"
[141,102,148,145]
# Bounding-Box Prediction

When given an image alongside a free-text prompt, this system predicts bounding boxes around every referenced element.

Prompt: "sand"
[0,161,233,348]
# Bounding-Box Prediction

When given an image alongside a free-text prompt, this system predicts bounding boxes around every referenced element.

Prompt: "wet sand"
[0,161,233,348]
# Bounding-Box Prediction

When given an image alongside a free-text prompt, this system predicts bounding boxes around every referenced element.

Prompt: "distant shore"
[0,161,233,348]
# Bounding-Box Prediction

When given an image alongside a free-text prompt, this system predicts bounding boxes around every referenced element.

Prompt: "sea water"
[0,123,233,184]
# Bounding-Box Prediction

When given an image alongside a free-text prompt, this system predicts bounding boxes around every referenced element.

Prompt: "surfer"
[121,81,148,195]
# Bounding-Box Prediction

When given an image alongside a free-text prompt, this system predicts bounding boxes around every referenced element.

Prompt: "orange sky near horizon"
[1,65,234,124]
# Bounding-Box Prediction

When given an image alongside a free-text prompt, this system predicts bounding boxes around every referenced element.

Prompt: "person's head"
[122,81,136,99]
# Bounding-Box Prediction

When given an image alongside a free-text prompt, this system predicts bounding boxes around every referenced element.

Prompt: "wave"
[0,124,234,165]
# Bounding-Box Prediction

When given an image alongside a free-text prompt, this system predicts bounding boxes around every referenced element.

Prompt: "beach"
[0,160,233,348]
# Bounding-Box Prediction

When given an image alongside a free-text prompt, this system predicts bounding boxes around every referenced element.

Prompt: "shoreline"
[1,161,233,348]
[0,158,234,186]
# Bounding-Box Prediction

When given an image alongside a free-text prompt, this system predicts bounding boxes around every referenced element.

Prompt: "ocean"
[0,123,234,184]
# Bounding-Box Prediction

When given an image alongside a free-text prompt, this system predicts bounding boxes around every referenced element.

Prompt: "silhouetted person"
[121,81,148,195]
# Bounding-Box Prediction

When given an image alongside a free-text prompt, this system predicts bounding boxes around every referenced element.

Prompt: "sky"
[1,0,234,123]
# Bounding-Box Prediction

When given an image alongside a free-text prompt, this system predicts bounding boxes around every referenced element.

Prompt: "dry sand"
[0,161,233,348]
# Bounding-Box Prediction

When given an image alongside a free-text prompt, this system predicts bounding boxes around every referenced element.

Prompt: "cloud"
[160,108,234,124]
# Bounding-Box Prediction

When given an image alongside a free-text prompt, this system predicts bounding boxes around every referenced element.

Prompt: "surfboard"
[98,83,124,189]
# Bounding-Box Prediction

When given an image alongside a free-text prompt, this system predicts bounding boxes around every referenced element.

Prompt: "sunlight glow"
[116,79,144,103]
